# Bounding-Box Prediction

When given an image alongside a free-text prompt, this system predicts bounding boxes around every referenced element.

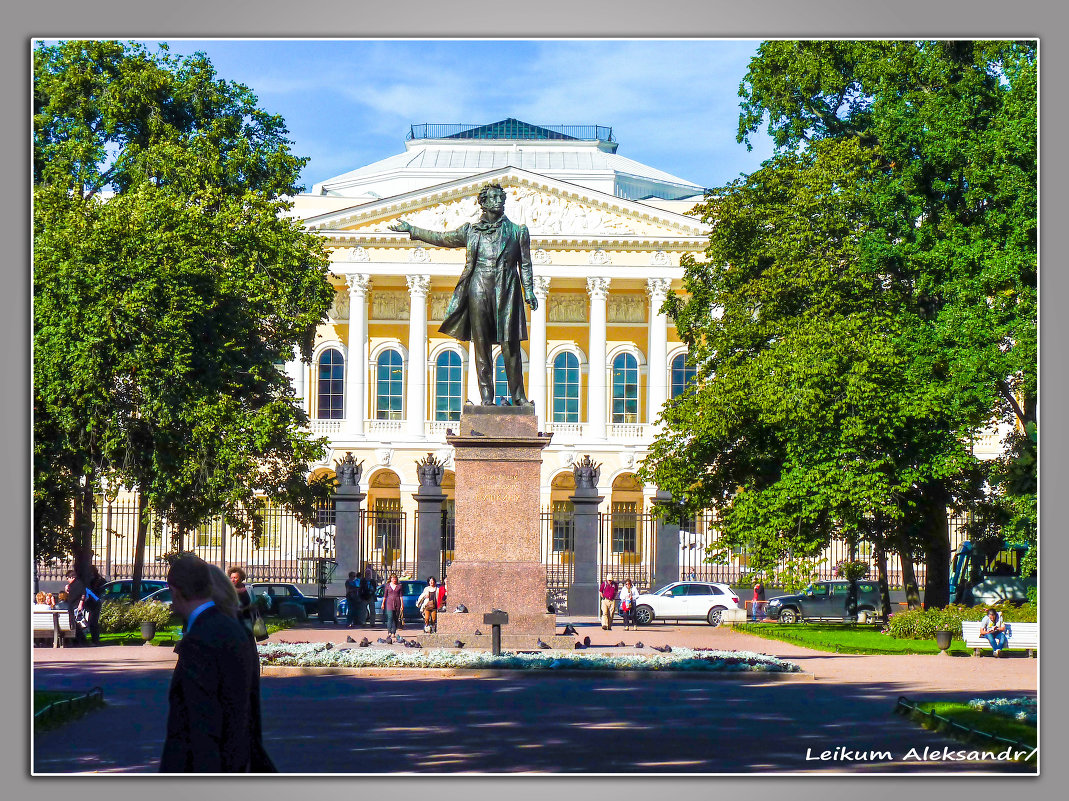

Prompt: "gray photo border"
[9,1,1065,799]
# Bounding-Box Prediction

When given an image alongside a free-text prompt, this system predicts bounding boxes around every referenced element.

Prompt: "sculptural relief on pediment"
[328,289,350,321]
[608,295,646,323]
[347,184,686,237]
[429,292,453,320]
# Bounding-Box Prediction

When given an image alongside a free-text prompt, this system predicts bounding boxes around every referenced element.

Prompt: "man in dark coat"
[160,554,275,773]
[389,183,538,405]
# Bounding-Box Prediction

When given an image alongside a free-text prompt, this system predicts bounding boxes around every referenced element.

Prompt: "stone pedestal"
[326,484,365,597]
[433,406,557,643]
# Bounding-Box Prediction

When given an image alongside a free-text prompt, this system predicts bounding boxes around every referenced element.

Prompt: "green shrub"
[887,602,1037,639]
[98,600,176,633]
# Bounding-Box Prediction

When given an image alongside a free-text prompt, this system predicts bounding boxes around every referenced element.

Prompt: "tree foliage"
[34,41,335,570]
[642,41,1036,607]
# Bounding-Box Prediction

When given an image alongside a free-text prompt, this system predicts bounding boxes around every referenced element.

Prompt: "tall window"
[611,352,639,423]
[316,348,345,419]
[611,501,638,553]
[374,498,401,552]
[552,500,574,552]
[494,353,509,404]
[435,351,462,421]
[375,349,404,419]
[552,352,580,422]
[671,352,697,398]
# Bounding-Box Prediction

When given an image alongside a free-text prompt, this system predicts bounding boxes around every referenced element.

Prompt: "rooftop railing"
[407,123,615,142]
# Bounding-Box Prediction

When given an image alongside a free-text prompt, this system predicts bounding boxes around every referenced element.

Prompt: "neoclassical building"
[284,120,708,534]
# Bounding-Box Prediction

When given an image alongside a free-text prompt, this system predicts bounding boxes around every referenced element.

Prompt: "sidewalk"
[33,614,1038,696]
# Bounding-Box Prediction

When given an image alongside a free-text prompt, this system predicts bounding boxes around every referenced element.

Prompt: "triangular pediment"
[301,168,705,239]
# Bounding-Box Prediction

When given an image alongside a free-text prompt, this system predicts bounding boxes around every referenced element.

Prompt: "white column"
[529,276,551,427]
[406,274,431,438]
[466,340,479,404]
[586,276,610,440]
[285,357,305,414]
[344,273,371,436]
[646,278,671,426]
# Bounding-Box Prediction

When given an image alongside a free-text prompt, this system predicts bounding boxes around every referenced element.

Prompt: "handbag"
[249,609,269,642]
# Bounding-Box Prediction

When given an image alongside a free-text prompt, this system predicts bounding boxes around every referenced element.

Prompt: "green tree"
[642,41,1036,609]
[34,41,335,586]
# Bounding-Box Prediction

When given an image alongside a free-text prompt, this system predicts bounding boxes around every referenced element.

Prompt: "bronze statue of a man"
[389,184,538,405]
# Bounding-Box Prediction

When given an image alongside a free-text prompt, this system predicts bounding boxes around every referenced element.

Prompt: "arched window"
[671,352,697,398]
[435,350,462,421]
[375,349,404,420]
[316,349,344,419]
[552,352,580,422]
[494,353,509,404]
[611,352,639,424]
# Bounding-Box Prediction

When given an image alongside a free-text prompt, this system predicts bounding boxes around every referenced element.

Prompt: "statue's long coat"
[406,217,535,344]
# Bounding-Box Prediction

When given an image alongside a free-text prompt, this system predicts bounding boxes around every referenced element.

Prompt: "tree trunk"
[71,472,96,581]
[895,533,922,610]
[130,492,150,602]
[919,488,951,610]
[873,540,893,620]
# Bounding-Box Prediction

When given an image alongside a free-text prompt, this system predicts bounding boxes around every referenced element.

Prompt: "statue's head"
[478,183,506,212]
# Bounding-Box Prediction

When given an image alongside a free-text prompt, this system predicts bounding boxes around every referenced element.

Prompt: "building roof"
[309,119,705,203]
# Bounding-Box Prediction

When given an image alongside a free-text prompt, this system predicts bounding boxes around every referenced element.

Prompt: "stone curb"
[260,665,814,681]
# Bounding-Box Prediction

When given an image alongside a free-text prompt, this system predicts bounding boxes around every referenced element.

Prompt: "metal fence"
[598,511,657,592]
[540,510,575,612]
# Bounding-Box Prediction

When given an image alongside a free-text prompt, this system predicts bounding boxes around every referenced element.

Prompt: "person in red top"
[599,574,618,630]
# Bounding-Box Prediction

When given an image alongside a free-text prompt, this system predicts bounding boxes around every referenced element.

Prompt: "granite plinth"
[441,406,555,640]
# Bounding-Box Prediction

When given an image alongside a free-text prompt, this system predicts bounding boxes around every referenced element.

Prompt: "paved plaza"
[33,617,1038,774]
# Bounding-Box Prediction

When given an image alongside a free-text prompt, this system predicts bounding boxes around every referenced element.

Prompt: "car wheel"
[778,608,798,624]
[634,605,655,625]
[707,606,726,627]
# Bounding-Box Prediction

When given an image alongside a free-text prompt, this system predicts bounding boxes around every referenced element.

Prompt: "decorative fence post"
[413,453,447,583]
[567,456,603,616]
[330,452,366,595]
[652,487,680,588]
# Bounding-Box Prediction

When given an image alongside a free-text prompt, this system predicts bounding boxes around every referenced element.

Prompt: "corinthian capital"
[406,274,431,297]
[533,275,552,299]
[646,277,672,302]
[345,273,372,295]
[586,276,611,300]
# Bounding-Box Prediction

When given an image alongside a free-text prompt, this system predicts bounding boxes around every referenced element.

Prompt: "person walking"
[343,571,361,628]
[83,566,105,644]
[382,574,403,636]
[417,577,440,633]
[160,554,275,772]
[599,574,618,631]
[979,607,1009,657]
[618,579,640,630]
[360,562,378,627]
[63,569,87,645]
[752,581,767,621]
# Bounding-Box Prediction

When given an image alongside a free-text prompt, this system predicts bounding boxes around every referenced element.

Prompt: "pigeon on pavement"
[359,637,371,647]
[537,638,550,649]
[377,638,386,644]
[574,641,584,649]
[616,641,625,647]
[650,644,672,653]
[474,629,483,636]
[454,640,465,648]
[562,624,578,636]
[634,641,644,649]
[455,605,468,613]
[346,635,356,643]
[583,636,591,647]
[385,635,394,644]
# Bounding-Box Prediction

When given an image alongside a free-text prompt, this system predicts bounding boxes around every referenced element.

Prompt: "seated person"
[54,591,69,610]
[44,593,57,608]
[33,591,51,611]
[979,607,1008,657]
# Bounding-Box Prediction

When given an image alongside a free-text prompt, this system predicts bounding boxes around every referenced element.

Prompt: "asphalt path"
[33,633,1037,774]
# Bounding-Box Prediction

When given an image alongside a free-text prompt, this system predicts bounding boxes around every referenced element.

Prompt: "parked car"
[632,581,741,627]
[764,580,883,623]
[249,583,321,617]
[140,586,172,605]
[336,579,428,626]
[98,579,168,603]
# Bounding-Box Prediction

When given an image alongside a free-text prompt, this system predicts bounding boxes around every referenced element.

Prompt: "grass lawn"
[909,700,1037,752]
[734,622,971,655]
[34,691,79,714]
[34,689,106,730]
[95,617,297,647]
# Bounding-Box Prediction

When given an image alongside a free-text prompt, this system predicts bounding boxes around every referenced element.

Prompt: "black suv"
[765,580,882,623]
[249,583,321,617]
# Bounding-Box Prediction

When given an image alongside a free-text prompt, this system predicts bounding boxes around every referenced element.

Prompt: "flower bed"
[967,696,1037,723]
[257,643,802,673]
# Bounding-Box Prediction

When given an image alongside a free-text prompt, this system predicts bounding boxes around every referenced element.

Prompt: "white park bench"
[32,609,77,648]
[961,620,1038,658]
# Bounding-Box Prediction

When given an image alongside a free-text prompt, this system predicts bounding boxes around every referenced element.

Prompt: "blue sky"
[147,39,776,194]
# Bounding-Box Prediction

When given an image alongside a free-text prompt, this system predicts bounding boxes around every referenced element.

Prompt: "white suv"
[633,581,741,627]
